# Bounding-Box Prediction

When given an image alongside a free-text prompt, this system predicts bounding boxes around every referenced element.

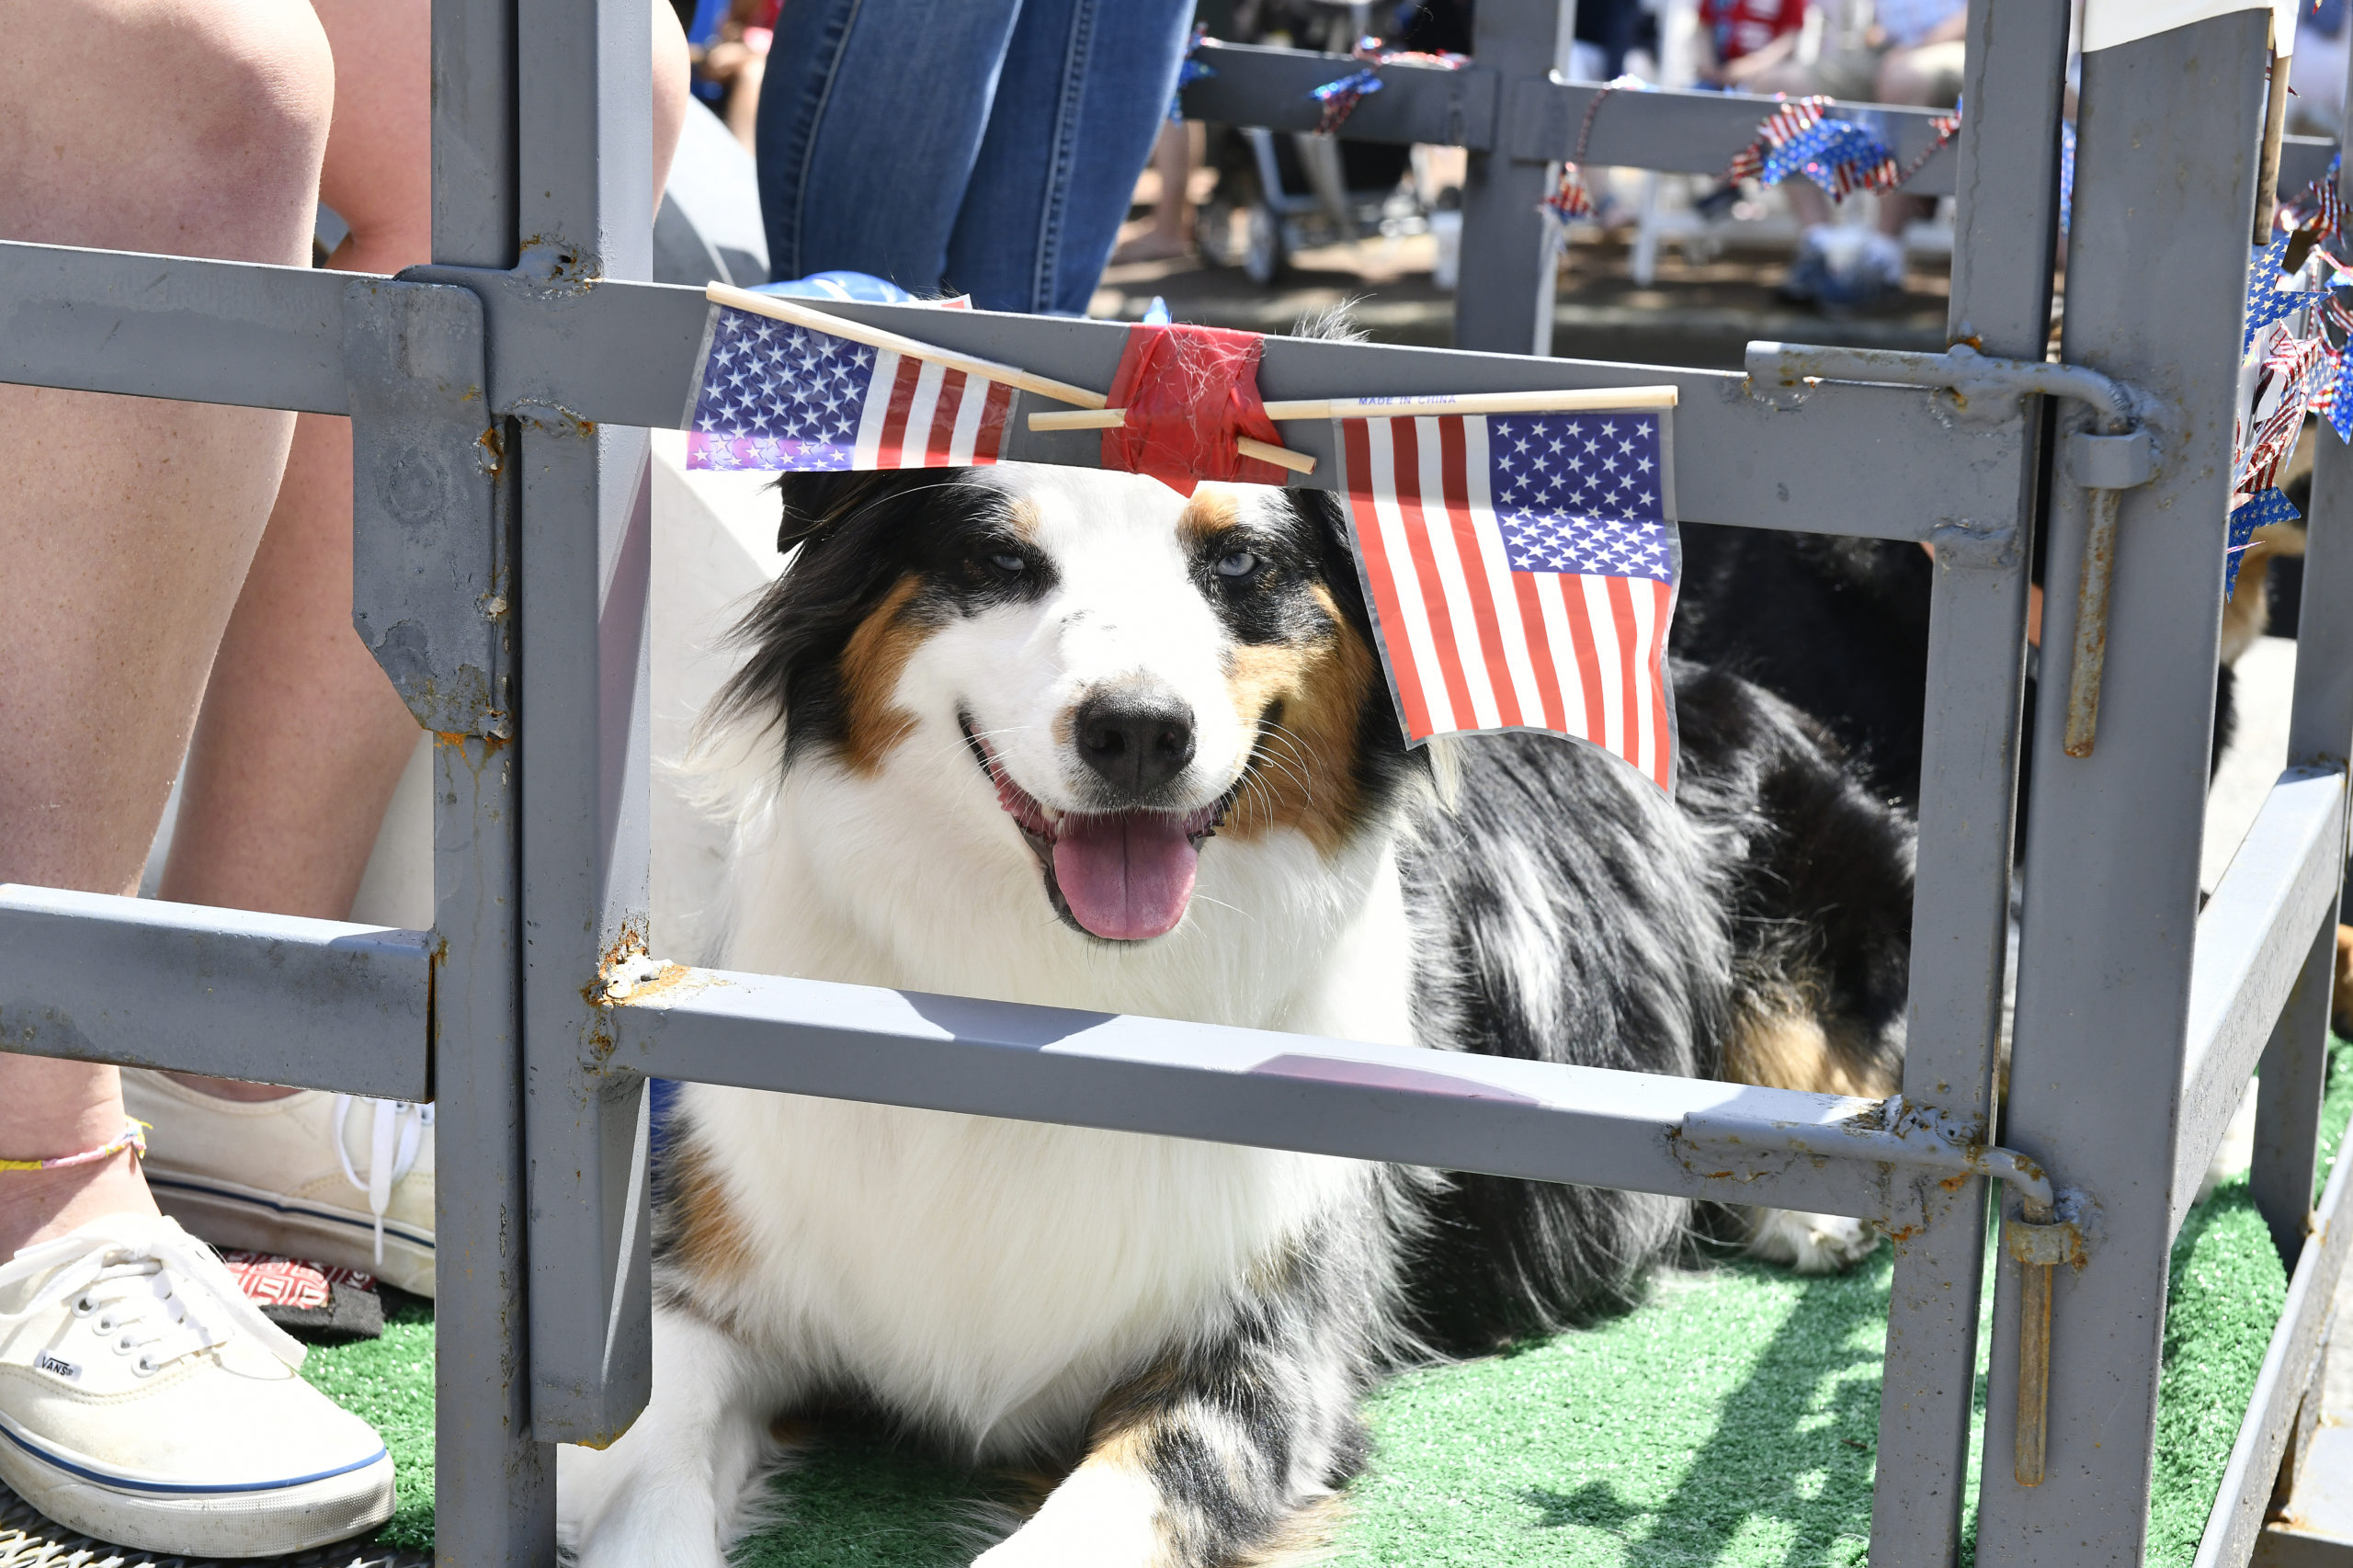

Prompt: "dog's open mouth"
[961,716,1236,942]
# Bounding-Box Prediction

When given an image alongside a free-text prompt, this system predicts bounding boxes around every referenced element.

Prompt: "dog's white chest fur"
[678,1087,1360,1453]
[675,760,1419,1456]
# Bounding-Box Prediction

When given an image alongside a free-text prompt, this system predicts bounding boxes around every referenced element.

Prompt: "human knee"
[13,0,333,259]
[114,0,330,173]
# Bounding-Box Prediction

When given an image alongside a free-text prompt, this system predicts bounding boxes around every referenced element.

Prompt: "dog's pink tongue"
[1051,812,1198,940]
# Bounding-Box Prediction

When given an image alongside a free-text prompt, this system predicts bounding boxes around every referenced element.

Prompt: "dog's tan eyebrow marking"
[1177,490,1243,548]
[1004,495,1047,543]
[836,573,929,774]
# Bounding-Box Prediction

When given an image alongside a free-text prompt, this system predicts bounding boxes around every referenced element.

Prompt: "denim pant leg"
[944,0,1195,314]
[755,0,1024,290]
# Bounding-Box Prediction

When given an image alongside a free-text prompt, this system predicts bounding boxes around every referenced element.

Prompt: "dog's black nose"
[1074,691,1196,798]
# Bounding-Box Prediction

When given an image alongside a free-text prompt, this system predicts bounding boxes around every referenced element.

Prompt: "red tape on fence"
[1100,324,1290,496]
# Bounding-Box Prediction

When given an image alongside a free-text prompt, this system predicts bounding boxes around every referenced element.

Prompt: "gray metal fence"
[1,0,2348,1563]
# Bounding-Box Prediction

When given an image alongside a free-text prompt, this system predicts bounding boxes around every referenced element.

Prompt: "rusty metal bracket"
[1677,1085,2088,1493]
[344,278,511,737]
[2006,1203,2081,1488]
[1745,340,2164,756]
[1673,1091,2061,1222]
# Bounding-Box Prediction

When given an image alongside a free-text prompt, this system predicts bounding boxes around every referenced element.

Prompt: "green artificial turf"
[301,1038,2353,1565]
[299,1288,437,1552]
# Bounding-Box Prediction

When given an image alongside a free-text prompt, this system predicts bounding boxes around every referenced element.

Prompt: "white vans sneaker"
[119,1071,435,1297]
[0,1214,394,1556]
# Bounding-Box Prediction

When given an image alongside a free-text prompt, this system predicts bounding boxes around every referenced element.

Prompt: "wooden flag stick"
[706,282,1109,409]
[706,283,1317,472]
[1235,437,1316,474]
[1027,384,1682,434]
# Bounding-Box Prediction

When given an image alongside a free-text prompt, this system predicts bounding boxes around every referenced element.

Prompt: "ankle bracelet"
[0,1119,148,1173]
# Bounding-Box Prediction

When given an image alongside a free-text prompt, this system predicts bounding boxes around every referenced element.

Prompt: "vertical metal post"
[2251,415,2353,1265]
[1866,0,2068,1557]
[426,0,554,1560]
[432,729,552,1566]
[2254,917,2337,1263]
[1979,14,2270,1562]
[1453,0,1574,355]
[516,0,658,1445]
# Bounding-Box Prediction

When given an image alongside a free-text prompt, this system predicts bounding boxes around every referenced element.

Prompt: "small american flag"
[685,303,1015,472]
[1341,410,1677,789]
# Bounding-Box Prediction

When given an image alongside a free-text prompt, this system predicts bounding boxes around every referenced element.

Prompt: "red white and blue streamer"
[1309,38,1465,135]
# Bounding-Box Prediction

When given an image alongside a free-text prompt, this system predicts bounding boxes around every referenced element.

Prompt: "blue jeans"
[756,0,1194,315]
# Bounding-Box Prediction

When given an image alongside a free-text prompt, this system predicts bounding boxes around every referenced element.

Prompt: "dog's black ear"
[772,471,875,554]
[712,472,938,761]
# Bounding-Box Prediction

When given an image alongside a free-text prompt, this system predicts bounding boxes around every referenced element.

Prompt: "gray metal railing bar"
[1868,0,2067,1546]
[1178,42,1502,151]
[1454,0,1574,354]
[509,0,661,1451]
[1178,41,1967,195]
[2176,768,2351,1233]
[0,242,2034,545]
[2251,415,2353,1273]
[677,293,2030,536]
[0,885,431,1101]
[423,0,552,1552]
[0,242,352,413]
[2279,135,2341,200]
[1979,12,2273,1559]
[599,960,2054,1227]
[2191,1093,2353,1568]
[2289,426,2353,776]
[1518,80,1964,197]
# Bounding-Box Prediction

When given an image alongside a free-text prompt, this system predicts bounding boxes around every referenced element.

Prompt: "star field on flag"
[685,303,1014,472]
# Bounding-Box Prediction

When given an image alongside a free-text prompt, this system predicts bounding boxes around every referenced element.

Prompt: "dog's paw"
[968,1460,1165,1568]
[558,1443,734,1568]
[1745,1208,1880,1274]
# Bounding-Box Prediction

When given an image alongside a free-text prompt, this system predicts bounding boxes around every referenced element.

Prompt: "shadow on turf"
[1520,1260,1887,1566]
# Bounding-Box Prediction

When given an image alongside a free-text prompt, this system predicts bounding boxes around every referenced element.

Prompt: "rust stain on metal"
[2015,1256,2054,1485]
[615,962,696,1004]
[585,920,653,1009]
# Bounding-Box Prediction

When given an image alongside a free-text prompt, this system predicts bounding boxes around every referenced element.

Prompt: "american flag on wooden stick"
[685,302,1015,472]
[1340,407,1677,789]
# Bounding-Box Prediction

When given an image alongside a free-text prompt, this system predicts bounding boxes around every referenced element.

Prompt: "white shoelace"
[329,1096,432,1266]
[0,1228,305,1375]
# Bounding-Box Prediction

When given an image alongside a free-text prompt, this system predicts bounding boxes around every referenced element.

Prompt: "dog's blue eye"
[989,551,1027,575]
[1215,549,1259,578]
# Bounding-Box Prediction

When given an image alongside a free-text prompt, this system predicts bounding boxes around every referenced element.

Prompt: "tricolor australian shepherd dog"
[559,460,1917,1567]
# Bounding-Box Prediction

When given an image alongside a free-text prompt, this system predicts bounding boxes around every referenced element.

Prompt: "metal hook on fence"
[1743,340,2162,755]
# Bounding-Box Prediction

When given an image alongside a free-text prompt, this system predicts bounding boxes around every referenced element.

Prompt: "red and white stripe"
[851,349,1015,468]
[1341,414,1674,790]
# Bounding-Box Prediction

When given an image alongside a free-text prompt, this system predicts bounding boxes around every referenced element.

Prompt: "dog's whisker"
[1185,891,1257,924]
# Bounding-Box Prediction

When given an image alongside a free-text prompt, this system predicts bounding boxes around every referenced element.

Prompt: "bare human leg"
[157,0,692,1102]
[0,0,334,1255]
[1112,120,1197,264]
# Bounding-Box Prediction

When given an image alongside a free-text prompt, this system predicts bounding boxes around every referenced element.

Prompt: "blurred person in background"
[681,0,776,151]
[756,0,1196,313]
[1749,0,1963,305]
[1692,0,1808,86]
